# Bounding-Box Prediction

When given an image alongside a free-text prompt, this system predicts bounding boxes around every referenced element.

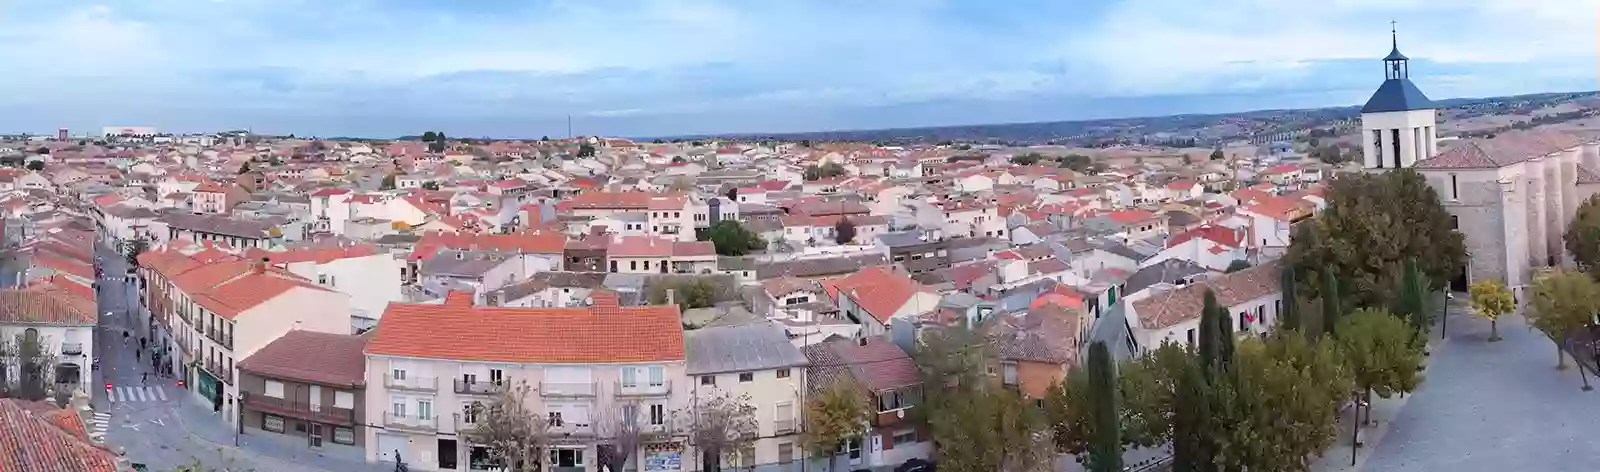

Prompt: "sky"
[0,0,1595,138]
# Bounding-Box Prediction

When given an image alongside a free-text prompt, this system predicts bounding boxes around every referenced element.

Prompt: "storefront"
[644,442,683,472]
[194,363,222,411]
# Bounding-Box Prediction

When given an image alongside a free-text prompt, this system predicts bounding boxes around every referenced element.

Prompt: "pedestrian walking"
[142,372,147,385]
[135,350,141,362]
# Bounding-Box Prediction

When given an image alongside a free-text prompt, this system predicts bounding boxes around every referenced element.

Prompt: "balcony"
[204,327,233,350]
[385,374,438,392]
[243,395,356,426]
[547,422,595,437]
[383,410,437,432]
[539,381,597,397]
[201,359,233,386]
[454,379,500,396]
[774,418,796,435]
[614,380,671,398]
[60,342,84,356]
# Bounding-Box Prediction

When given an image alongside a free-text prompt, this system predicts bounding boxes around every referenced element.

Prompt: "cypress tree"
[1281,268,1301,331]
[1171,358,1213,472]
[1198,290,1221,379]
[1321,270,1342,336]
[1085,342,1123,472]
[1217,301,1235,375]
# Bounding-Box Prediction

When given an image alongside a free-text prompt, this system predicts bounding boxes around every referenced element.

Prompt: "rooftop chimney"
[253,257,268,275]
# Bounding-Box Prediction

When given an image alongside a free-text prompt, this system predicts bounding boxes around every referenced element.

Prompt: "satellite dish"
[896,409,905,419]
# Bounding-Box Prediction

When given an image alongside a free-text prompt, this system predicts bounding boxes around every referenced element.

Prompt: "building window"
[1449,174,1459,200]
[550,448,585,468]
[739,372,754,383]
[1239,312,1249,331]
[778,443,795,463]
[649,404,665,425]
[648,367,664,387]
[701,376,715,386]
[262,414,286,433]
[548,411,564,427]
[264,380,284,399]
[490,369,504,386]
[1001,362,1018,385]
[630,261,638,271]
[391,368,406,380]
[892,429,918,446]
[1186,328,1195,345]
[464,402,483,424]
[776,368,790,379]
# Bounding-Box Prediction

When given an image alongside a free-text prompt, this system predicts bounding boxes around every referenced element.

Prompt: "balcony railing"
[204,327,233,350]
[383,410,437,432]
[774,418,796,434]
[547,422,595,436]
[243,395,356,426]
[614,380,671,397]
[60,342,84,356]
[539,381,597,397]
[201,359,233,386]
[454,379,501,396]
[385,375,438,392]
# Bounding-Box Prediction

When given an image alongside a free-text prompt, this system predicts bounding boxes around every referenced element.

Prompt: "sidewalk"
[175,400,387,472]
[1309,294,1461,472]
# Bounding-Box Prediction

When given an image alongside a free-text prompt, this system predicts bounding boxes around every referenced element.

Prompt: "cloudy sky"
[0,0,1594,138]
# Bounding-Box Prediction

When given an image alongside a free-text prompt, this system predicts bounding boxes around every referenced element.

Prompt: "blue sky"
[0,0,1594,138]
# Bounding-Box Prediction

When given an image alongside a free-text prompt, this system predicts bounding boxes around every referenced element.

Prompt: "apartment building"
[363,291,689,472]
[0,288,97,398]
[606,236,717,275]
[683,322,809,471]
[558,191,700,242]
[801,336,927,471]
[237,330,369,455]
[248,243,405,331]
[135,250,353,423]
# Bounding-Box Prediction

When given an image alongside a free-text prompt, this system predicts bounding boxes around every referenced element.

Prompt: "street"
[89,243,388,472]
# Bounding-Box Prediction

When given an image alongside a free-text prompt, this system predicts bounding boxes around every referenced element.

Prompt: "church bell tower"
[1360,23,1438,171]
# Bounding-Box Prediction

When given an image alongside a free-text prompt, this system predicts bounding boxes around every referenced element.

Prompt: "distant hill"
[647,90,1598,146]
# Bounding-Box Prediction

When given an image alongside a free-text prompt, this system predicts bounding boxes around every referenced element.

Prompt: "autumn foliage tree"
[1529,269,1600,389]
[1468,279,1515,342]
[1334,309,1425,440]
[803,381,868,472]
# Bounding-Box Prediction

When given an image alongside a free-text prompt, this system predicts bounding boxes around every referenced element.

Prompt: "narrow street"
[90,243,389,472]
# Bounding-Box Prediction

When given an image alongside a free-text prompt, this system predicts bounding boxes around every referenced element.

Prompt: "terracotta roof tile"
[239,330,369,387]
[0,288,96,325]
[830,266,927,324]
[365,292,685,364]
[1131,260,1280,330]
[0,399,120,472]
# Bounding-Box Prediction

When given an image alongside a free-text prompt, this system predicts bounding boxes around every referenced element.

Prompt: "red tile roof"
[239,330,370,388]
[0,288,96,325]
[365,291,684,364]
[1105,209,1158,225]
[802,336,918,393]
[245,244,380,265]
[825,266,927,324]
[1131,260,1280,329]
[409,230,566,260]
[0,399,120,472]
[1167,224,1245,249]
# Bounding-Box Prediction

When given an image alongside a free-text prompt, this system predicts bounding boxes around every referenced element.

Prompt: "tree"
[124,237,149,270]
[647,278,717,311]
[1566,195,1600,279]
[803,162,847,181]
[1529,270,1600,386]
[1321,269,1342,337]
[1224,260,1251,273]
[578,143,597,157]
[421,181,440,190]
[1334,309,1425,435]
[238,161,251,174]
[596,402,658,472]
[1286,169,1466,311]
[421,131,438,141]
[463,381,549,472]
[667,176,696,192]
[1169,358,1214,472]
[833,218,856,244]
[1059,154,1092,172]
[24,160,42,171]
[379,173,397,190]
[686,391,758,472]
[1209,149,1225,161]
[1182,154,1193,165]
[1084,343,1123,472]
[1281,269,1302,331]
[703,220,765,256]
[1114,343,1188,449]
[804,381,868,472]
[930,385,1053,472]
[1212,333,1351,472]
[1198,290,1223,378]
[0,333,57,400]
[1468,279,1515,342]
[1390,258,1433,331]
[1010,153,1043,165]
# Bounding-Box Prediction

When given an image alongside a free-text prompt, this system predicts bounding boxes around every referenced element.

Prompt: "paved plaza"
[1360,301,1600,471]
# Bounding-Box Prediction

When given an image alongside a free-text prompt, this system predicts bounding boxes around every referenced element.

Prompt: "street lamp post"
[1441,292,1454,340]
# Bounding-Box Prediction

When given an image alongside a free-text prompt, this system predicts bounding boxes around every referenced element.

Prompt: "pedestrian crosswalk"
[109,386,169,403]
[89,411,111,442]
